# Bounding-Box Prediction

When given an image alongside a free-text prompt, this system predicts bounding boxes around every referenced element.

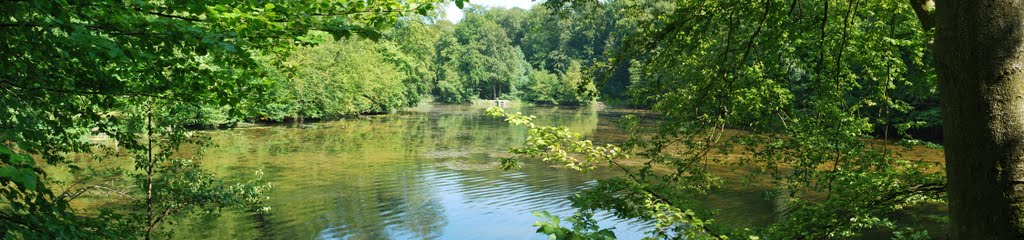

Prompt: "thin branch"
[145,11,201,22]
[58,184,136,202]
[145,207,176,234]
[0,79,176,101]
[0,212,56,238]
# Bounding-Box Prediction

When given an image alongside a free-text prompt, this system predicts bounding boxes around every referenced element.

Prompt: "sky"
[443,0,541,22]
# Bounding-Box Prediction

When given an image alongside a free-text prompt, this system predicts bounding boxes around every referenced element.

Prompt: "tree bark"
[935,0,1024,238]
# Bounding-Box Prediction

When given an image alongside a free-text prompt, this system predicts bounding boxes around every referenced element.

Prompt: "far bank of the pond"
[187,99,607,130]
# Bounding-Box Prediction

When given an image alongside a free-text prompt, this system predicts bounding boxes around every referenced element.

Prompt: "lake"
[166,103,656,239]
[150,103,945,239]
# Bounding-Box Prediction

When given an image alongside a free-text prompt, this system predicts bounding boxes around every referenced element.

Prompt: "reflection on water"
[169,104,651,239]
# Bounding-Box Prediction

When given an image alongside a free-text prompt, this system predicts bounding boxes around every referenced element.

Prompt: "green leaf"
[358,30,383,41]
[0,166,38,190]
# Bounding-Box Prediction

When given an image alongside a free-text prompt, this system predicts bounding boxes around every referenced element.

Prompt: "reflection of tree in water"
[316,162,447,240]
[425,105,600,151]
[522,106,601,135]
[175,113,448,239]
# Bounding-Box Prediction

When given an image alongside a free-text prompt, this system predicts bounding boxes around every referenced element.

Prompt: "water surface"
[163,103,946,239]
[172,104,653,239]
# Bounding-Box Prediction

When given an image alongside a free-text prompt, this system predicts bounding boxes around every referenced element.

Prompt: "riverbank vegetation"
[192,3,627,125]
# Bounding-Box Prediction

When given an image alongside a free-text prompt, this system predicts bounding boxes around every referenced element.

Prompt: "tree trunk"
[935,0,1024,238]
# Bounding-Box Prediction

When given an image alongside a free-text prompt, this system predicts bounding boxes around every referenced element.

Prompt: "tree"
[434,6,530,102]
[430,4,609,106]
[0,0,456,238]
[495,0,948,238]
[559,60,597,105]
[934,0,1024,238]
[388,18,448,105]
[486,7,530,46]
[273,34,416,119]
[505,0,1024,238]
[523,68,562,104]
[520,2,624,99]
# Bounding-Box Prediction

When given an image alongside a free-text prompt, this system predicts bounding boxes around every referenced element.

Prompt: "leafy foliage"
[533,210,617,240]
[0,0,449,238]
[432,4,605,105]
[486,107,625,171]
[435,7,532,102]
[489,0,947,235]
[256,33,420,120]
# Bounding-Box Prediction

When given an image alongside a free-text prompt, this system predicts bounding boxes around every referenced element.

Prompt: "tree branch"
[146,206,176,234]
[908,0,935,31]
[0,78,175,101]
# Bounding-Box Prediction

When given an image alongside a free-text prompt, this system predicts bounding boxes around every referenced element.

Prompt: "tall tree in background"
[934,0,1024,238]
[435,6,530,102]
[431,4,609,105]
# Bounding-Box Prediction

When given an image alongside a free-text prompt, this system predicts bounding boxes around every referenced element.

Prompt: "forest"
[190,3,613,125]
[1,0,1022,239]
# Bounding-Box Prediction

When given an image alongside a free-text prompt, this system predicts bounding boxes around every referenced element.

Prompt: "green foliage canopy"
[435,6,531,102]
[256,33,422,120]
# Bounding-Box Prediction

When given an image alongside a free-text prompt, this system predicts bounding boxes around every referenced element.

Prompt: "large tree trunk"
[935,0,1024,238]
